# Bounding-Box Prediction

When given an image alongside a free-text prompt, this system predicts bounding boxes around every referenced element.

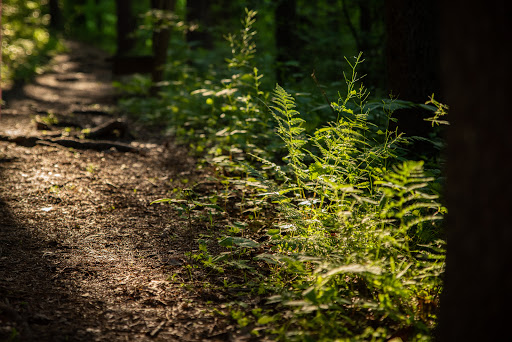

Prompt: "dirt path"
[0,42,237,341]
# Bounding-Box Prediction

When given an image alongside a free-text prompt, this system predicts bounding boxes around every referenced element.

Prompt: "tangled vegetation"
[117,9,447,341]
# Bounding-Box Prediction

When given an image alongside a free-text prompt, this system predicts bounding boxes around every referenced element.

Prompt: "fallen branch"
[35,117,130,140]
[148,320,167,338]
[84,118,130,139]
[0,134,139,152]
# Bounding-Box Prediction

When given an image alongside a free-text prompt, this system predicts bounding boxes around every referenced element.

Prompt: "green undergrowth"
[1,0,65,89]
[118,9,447,341]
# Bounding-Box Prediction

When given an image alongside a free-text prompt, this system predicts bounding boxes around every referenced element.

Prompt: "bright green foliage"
[117,9,273,163]
[226,72,445,340]
[225,9,258,70]
[211,57,443,341]
[269,85,307,187]
[122,9,445,341]
[1,0,64,87]
[425,95,449,127]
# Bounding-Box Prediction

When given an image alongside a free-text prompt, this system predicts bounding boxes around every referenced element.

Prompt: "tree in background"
[69,0,87,35]
[49,0,63,31]
[438,1,512,340]
[209,0,245,37]
[186,0,212,49]
[150,0,175,95]
[341,0,385,90]
[274,0,300,84]
[1,0,2,114]
[115,0,137,56]
[385,0,440,150]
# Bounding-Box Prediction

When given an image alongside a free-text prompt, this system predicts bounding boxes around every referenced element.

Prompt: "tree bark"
[73,0,87,32]
[150,0,175,96]
[115,0,137,56]
[186,0,212,49]
[0,0,2,118]
[437,1,512,340]
[95,0,103,33]
[385,0,440,147]
[48,0,63,30]
[275,0,299,84]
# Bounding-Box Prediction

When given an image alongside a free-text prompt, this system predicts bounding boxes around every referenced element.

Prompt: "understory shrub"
[120,9,446,341]
[214,56,445,341]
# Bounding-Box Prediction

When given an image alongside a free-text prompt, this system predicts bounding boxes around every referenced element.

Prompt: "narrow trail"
[0,42,238,341]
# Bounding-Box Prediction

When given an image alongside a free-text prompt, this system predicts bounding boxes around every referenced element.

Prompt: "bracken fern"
[244,56,445,341]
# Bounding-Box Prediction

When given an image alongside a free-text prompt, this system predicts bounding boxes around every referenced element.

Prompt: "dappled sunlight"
[0,39,224,340]
[0,0,460,340]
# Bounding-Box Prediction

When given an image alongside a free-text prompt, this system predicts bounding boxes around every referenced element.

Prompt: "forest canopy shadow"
[0,166,97,341]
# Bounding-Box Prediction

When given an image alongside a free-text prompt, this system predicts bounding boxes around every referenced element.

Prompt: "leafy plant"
[212,54,445,341]
[151,188,223,232]
[425,95,449,127]
[119,8,446,341]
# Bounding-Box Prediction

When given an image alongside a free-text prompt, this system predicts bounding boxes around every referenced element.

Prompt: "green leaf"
[254,253,279,264]
[257,315,275,325]
[150,198,172,204]
[324,264,382,277]
[150,198,187,205]
[219,236,260,248]
[232,237,260,248]
[191,201,224,211]
[267,229,280,236]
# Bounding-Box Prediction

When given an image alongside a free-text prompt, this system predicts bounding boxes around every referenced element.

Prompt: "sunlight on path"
[0,41,230,341]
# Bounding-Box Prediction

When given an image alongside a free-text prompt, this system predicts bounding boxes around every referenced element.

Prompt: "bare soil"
[0,41,248,341]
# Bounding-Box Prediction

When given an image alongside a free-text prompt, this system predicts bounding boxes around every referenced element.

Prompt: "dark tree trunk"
[341,0,361,54]
[49,0,63,30]
[74,0,87,31]
[359,0,371,39]
[115,0,137,56]
[1,0,2,117]
[362,0,386,90]
[111,55,154,75]
[150,0,175,96]
[437,1,512,340]
[385,0,440,150]
[275,0,299,84]
[95,0,103,33]
[186,0,212,49]
[209,0,243,35]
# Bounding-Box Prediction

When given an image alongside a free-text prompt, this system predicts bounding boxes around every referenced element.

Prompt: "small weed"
[86,164,98,174]
[37,112,59,125]
[48,184,61,193]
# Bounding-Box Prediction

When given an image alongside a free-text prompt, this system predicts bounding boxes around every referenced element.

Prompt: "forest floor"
[0,41,253,341]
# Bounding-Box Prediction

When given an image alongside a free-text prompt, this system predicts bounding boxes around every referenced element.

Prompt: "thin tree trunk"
[186,0,212,49]
[385,0,440,151]
[275,0,299,84]
[74,0,87,32]
[95,0,103,33]
[49,0,63,30]
[115,0,137,56]
[150,0,175,96]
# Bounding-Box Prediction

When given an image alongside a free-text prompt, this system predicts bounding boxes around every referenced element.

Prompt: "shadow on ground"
[0,172,97,341]
[0,40,238,342]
